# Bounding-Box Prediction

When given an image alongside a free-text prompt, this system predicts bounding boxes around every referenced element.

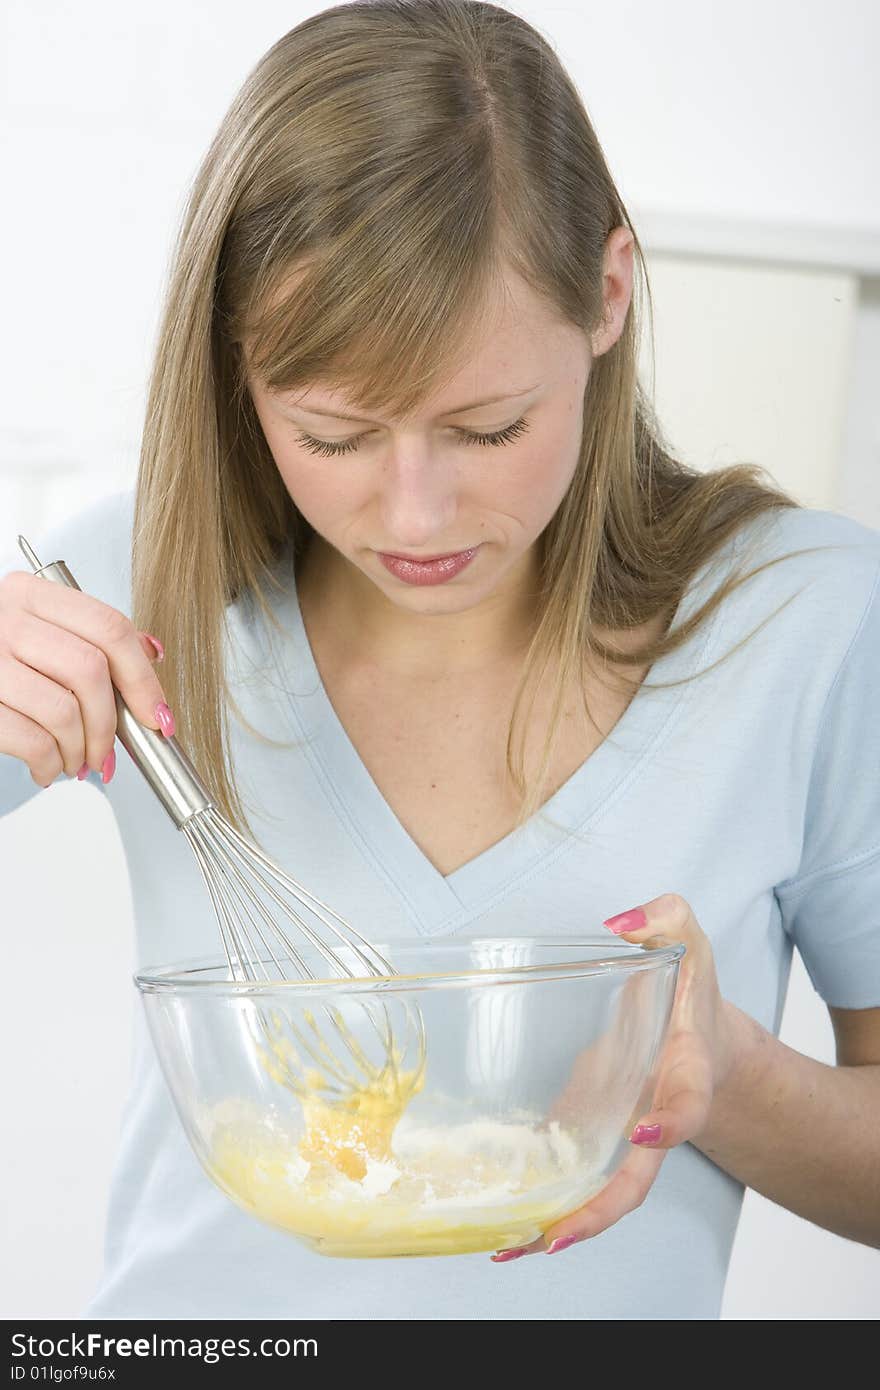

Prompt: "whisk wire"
[196,812,411,1070]
[218,818,397,977]
[21,534,428,1112]
[203,817,353,978]
[186,817,306,978]
[183,810,420,1097]
[185,821,378,1091]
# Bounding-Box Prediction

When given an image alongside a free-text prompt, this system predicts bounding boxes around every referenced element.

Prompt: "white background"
[1,1,879,1320]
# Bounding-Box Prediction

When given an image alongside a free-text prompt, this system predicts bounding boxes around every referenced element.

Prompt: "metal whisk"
[18,535,427,1108]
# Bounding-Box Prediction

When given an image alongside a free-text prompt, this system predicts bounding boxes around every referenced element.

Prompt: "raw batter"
[204,1005,592,1256]
[206,1106,593,1257]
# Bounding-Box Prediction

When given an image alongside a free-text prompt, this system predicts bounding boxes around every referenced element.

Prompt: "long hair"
[131,0,820,844]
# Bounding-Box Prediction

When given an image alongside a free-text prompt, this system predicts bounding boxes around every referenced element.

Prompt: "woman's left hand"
[491,892,738,1261]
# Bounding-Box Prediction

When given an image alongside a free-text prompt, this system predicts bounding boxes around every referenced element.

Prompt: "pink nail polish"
[491,1247,529,1262]
[631,1123,663,1145]
[603,907,647,934]
[546,1235,579,1255]
[155,701,175,737]
[76,762,90,781]
[143,632,165,662]
[101,748,116,784]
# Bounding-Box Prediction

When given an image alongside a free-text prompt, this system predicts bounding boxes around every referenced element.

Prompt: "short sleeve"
[775,555,880,1009]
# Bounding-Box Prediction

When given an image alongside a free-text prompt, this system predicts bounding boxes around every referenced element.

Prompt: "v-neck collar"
[271,536,737,937]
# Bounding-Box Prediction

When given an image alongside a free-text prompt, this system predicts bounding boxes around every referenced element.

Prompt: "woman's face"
[246,260,625,614]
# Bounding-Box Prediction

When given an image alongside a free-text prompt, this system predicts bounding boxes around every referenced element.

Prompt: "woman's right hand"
[0,569,173,787]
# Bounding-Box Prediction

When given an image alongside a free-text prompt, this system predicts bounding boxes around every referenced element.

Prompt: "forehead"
[244,253,584,421]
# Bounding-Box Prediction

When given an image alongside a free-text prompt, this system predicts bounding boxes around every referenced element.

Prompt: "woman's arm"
[691,1001,880,1248]
[495,898,880,1262]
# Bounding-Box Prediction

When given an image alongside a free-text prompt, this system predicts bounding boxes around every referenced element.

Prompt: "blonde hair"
[131,0,825,846]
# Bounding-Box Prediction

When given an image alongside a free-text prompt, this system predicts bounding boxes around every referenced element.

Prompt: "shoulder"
[736,502,879,580]
[728,504,880,643]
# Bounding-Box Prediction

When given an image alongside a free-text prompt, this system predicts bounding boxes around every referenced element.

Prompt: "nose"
[378,444,459,548]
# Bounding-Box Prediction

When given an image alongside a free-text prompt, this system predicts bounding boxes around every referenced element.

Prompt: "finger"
[606,891,732,1079]
[2,613,152,776]
[139,631,164,662]
[491,1147,665,1260]
[603,890,706,953]
[543,1148,665,1249]
[138,631,164,663]
[603,892,716,1020]
[0,647,90,779]
[0,696,66,787]
[4,571,169,733]
[629,1028,714,1147]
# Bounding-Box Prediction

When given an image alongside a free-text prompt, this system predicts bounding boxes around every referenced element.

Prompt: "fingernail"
[101,748,116,785]
[143,632,165,662]
[546,1235,579,1255]
[603,907,647,934]
[154,701,175,737]
[76,762,90,781]
[631,1123,663,1145]
[490,1247,529,1262]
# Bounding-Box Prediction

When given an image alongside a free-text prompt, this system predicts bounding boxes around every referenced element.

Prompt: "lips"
[377,546,480,586]
[383,550,472,562]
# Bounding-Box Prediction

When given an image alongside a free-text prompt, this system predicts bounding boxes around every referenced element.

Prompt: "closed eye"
[294,416,531,458]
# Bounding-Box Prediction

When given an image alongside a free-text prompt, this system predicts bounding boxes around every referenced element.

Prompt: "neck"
[294,534,542,677]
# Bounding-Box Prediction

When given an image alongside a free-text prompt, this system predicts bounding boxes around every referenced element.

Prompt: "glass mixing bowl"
[136,935,683,1258]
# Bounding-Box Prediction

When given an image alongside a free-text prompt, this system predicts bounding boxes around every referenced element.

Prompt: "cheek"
[264,432,367,531]
[499,436,580,524]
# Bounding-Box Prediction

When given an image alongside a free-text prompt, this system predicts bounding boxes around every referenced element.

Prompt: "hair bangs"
[237,214,517,424]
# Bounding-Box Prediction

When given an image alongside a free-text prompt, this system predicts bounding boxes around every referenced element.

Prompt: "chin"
[383,582,493,616]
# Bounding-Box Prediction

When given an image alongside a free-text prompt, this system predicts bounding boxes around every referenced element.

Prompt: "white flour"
[277,1114,582,1207]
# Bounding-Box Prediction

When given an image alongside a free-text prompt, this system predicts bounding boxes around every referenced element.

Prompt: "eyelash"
[294,416,531,458]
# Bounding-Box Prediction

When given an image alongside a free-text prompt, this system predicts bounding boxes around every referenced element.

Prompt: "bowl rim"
[135,934,686,996]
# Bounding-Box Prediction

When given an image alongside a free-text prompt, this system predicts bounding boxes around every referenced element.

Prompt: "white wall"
[1,1,878,1320]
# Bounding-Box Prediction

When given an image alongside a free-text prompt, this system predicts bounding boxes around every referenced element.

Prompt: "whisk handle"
[17,539,214,829]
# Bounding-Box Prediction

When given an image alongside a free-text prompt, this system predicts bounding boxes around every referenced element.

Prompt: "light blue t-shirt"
[1,489,879,1320]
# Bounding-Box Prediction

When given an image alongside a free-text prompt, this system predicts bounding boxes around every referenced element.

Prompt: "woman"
[1,0,878,1319]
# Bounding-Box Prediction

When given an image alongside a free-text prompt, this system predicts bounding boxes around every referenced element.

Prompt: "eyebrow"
[280,384,542,424]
